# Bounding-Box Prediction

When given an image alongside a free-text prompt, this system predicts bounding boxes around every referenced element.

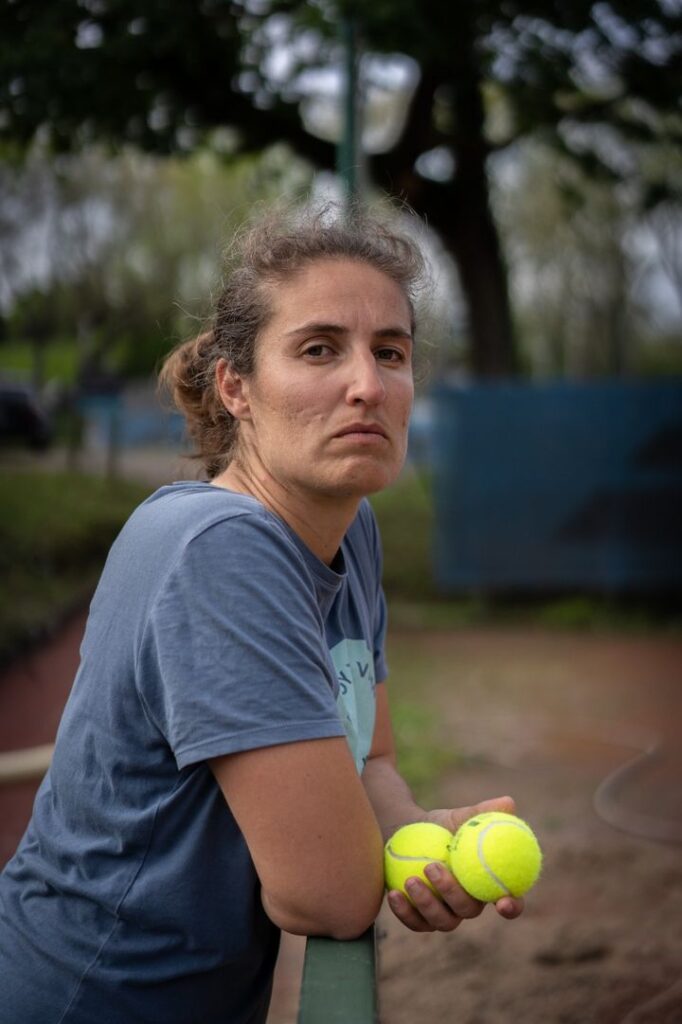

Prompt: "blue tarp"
[431,379,682,593]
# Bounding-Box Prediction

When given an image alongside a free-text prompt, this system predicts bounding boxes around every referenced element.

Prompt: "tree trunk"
[373,53,518,376]
[432,56,517,376]
[442,151,517,377]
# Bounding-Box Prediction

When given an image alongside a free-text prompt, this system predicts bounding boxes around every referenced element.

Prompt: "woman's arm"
[362,685,524,932]
[210,735,384,940]
[360,684,422,841]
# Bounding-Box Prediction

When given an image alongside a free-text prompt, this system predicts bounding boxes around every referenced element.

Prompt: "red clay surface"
[0,609,87,865]
[377,627,682,1024]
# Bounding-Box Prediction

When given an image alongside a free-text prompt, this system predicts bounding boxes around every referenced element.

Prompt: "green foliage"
[3,0,679,378]
[390,699,460,805]
[0,1,246,154]
[0,338,79,383]
[0,471,150,664]
[0,145,313,384]
[369,471,435,601]
[382,632,463,803]
[534,596,682,633]
[6,284,70,341]
[110,332,175,380]
[496,139,682,378]
[632,332,682,377]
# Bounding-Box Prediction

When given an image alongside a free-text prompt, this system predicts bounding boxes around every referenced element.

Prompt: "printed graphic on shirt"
[329,638,376,774]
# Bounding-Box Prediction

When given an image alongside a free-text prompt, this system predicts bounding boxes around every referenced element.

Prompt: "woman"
[0,207,522,1023]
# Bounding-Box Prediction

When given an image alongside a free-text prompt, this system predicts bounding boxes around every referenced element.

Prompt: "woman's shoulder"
[116,481,298,574]
[137,481,273,536]
[144,480,259,513]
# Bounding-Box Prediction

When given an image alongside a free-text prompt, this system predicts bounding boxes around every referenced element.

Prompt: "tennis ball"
[447,811,542,902]
[384,822,453,902]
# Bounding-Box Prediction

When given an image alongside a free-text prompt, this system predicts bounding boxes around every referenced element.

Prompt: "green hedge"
[0,471,151,666]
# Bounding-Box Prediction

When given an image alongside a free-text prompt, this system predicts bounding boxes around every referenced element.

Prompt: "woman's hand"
[385,795,525,933]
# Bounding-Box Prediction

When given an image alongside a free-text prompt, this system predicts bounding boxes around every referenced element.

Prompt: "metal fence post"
[297,928,378,1023]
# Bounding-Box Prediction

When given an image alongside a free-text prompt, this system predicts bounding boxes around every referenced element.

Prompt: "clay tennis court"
[1,615,681,1022]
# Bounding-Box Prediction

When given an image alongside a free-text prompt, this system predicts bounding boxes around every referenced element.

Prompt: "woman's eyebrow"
[375,327,413,341]
[285,321,413,340]
[285,321,347,337]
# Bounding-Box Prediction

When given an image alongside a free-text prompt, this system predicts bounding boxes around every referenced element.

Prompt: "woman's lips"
[334,423,388,440]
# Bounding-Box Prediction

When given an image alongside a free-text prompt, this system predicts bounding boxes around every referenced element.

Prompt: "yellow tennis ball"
[384,822,453,902]
[448,811,542,902]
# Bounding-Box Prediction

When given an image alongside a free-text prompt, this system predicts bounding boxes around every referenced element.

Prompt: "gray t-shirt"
[0,483,388,1024]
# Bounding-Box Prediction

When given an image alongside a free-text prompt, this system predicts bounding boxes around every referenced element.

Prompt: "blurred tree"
[6,284,68,388]
[0,147,55,312]
[496,141,639,377]
[1,0,679,375]
[1,145,312,382]
[636,199,682,322]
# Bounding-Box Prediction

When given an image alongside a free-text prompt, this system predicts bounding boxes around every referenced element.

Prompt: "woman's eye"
[376,347,405,363]
[303,343,332,358]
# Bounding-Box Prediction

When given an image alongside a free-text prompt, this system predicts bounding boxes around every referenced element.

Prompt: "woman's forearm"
[362,754,426,842]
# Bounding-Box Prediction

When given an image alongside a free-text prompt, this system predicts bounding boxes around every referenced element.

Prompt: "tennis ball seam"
[475,819,534,897]
[383,823,453,901]
[384,846,448,864]
[447,812,542,901]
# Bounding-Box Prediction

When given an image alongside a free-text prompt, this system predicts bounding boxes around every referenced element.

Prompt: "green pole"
[337,16,359,205]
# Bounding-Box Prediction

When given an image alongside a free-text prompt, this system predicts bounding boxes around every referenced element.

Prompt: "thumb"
[438,795,517,834]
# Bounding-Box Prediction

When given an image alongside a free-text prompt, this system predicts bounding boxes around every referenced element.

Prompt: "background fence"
[431,379,682,594]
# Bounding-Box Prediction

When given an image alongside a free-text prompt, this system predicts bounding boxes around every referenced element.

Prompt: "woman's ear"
[216,359,252,421]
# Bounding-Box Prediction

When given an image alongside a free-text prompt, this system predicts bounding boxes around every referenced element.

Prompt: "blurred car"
[0,382,53,450]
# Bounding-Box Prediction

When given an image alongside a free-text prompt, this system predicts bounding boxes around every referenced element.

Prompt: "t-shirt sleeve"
[137,513,347,770]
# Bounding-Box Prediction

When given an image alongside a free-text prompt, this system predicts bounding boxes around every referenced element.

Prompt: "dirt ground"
[373,628,682,1024]
[2,622,681,1023]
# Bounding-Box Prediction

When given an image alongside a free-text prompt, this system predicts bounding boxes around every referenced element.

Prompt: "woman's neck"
[211,462,361,566]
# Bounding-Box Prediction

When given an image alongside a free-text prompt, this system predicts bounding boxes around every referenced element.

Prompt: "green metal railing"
[297,928,377,1023]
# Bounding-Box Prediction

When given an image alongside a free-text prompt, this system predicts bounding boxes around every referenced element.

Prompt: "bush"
[0,471,151,665]
[370,471,435,602]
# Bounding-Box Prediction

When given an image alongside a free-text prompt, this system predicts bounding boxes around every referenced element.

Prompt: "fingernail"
[405,877,420,894]
[424,863,441,883]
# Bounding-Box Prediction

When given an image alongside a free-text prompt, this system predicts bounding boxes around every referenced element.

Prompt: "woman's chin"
[331,460,404,498]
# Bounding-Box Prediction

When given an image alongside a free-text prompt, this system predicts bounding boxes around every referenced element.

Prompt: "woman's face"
[230,257,415,502]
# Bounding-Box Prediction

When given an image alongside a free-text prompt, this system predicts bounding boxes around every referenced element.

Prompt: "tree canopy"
[1,0,680,374]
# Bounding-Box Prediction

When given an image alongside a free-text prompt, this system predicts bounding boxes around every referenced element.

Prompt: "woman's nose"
[346,352,386,406]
